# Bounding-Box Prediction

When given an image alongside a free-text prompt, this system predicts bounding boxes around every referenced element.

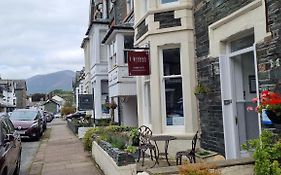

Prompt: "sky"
[0,0,89,79]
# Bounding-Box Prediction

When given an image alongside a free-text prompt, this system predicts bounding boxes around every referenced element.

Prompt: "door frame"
[220,43,261,159]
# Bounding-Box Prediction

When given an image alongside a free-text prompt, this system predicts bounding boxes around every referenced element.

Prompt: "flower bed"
[85,126,138,175]
[95,138,135,166]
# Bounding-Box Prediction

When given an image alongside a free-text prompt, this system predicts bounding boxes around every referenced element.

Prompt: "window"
[141,0,148,15]
[100,31,107,63]
[230,34,254,52]
[160,0,178,4]
[162,48,183,126]
[3,118,14,133]
[101,80,109,114]
[124,35,134,64]
[127,0,134,14]
[144,79,151,124]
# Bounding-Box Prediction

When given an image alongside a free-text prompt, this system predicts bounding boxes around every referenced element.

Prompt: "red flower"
[250,90,281,113]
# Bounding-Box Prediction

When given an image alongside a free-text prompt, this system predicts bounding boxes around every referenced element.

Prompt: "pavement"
[20,140,40,175]
[29,118,103,175]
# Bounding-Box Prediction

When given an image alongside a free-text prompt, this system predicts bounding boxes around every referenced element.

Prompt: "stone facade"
[154,11,181,29]
[136,20,148,40]
[193,0,256,155]
[256,0,281,91]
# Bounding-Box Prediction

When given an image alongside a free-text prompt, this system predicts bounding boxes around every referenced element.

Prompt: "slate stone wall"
[256,0,281,92]
[136,19,148,40]
[154,11,181,29]
[136,10,182,40]
[194,0,255,156]
[109,1,127,25]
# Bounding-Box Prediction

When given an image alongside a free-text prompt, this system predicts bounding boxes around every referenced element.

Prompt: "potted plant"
[248,90,281,124]
[194,83,208,101]
[105,100,117,124]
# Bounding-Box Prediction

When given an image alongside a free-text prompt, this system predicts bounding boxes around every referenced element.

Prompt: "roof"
[85,20,109,35]
[101,25,134,44]
[43,99,60,106]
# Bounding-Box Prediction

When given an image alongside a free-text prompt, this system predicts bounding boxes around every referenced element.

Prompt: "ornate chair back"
[138,125,153,146]
[191,131,198,153]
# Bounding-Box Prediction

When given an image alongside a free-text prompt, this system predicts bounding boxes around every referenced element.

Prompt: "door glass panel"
[165,78,183,125]
[230,34,254,52]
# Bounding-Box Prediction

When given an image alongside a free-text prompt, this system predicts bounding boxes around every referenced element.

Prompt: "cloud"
[0,0,89,79]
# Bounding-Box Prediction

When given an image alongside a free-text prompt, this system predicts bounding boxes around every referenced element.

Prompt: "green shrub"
[109,136,127,150]
[125,145,137,154]
[95,118,111,126]
[83,126,137,152]
[83,127,105,151]
[61,106,75,116]
[129,128,139,146]
[242,130,281,175]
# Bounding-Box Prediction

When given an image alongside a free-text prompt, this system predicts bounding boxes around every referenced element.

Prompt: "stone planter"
[92,139,136,175]
[78,127,93,139]
[67,119,79,134]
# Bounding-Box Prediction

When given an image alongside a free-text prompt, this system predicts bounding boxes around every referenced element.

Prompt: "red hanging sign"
[128,51,150,76]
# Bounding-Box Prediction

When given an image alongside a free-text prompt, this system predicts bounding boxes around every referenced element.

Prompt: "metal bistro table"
[151,135,177,166]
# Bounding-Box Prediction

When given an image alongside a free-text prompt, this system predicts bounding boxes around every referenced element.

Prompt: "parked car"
[0,112,22,175]
[44,111,54,122]
[9,109,44,140]
[39,110,47,131]
[66,111,86,120]
[54,113,61,118]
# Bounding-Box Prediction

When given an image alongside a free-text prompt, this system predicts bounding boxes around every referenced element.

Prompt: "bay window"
[161,48,183,126]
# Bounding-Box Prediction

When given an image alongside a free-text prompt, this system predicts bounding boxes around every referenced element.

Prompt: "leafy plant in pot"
[194,83,208,101]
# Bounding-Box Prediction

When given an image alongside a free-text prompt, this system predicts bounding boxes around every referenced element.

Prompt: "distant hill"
[26,70,75,94]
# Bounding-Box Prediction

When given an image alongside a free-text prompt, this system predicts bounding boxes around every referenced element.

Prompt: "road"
[20,139,40,175]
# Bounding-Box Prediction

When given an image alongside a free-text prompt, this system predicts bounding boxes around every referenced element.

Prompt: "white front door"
[220,55,240,159]
[220,37,260,159]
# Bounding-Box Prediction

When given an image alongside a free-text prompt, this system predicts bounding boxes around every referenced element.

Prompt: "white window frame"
[159,45,184,132]
[143,78,152,127]
[126,0,134,14]
[160,0,179,5]
[141,0,148,16]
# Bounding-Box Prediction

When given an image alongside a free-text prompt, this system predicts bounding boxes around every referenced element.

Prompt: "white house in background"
[73,69,86,111]
[101,0,138,126]
[51,95,65,106]
[81,0,110,121]
[0,80,17,111]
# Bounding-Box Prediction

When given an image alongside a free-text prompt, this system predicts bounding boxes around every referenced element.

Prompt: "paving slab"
[29,119,103,175]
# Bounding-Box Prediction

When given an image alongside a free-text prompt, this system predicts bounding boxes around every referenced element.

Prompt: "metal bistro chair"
[137,125,159,166]
[176,131,199,165]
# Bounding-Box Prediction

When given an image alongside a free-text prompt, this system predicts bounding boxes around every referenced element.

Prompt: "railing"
[108,65,135,86]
